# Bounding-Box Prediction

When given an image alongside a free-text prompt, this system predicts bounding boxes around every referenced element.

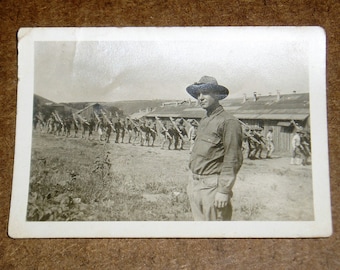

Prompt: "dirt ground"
[108,137,314,221]
[29,132,314,221]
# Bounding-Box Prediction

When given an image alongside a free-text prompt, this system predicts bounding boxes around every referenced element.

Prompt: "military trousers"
[187,173,232,221]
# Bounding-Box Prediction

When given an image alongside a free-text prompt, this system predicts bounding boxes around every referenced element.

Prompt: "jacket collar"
[206,104,224,117]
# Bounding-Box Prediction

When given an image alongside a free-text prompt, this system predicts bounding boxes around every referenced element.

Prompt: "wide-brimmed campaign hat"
[186,76,229,100]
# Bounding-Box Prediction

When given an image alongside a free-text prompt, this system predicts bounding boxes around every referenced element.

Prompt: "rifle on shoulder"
[100,109,115,132]
[238,120,261,144]
[170,117,184,140]
[155,116,171,140]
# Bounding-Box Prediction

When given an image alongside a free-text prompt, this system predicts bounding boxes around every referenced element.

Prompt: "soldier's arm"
[217,119,243,195]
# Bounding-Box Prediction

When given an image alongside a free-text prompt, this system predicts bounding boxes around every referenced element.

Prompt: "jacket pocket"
[194,134,221,159]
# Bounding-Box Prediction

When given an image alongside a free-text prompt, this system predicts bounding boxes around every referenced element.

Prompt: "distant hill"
[60,102,90,111]
[34,94,56,106]
[35,94,185,117]
[63,99,180,116]
[33,94,57,116]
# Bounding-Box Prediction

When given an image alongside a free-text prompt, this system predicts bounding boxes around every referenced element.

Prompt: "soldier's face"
[198,92,218,110]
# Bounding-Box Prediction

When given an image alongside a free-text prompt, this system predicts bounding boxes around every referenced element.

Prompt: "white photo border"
[9,26,332,238]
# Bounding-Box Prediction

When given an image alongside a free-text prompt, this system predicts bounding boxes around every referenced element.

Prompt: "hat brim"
[186,83,229,100]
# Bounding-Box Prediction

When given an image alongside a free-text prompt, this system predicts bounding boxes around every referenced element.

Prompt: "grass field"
[27,131,314,221]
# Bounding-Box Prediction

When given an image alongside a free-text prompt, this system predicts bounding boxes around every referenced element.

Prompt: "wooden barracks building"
[145,92,310,153]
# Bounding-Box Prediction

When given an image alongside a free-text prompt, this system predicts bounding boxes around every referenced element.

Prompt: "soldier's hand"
[214,192,230,209]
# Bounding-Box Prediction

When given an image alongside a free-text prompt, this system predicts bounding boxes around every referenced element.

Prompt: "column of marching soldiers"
[240,119,311,165]
[33,110,199,151]
[33,111,311,163]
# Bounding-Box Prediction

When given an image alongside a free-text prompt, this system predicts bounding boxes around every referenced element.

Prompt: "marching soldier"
[167,124,177,150]
[88,117,96,140]
[173,119,187,150]
[114,118,122,143]
[300,130,311,165]
[291,127,304,165]
[81,117,89,139]
[105,120,113,143]
[54,116,63,137]
[97,118,104,141]
[73,117,79,138]
[148,120,157,147]
[119,118,126,143]
[188,119,198,153]
[46,116,52,133]
[33,115,38,131]
[160,122,173,150]
[139,120,150,146]
[241,127,249,157]
[247,128,257,159]
[266,127,275,158]
[131,120,141,145]
[126,118,133,144]
[302,130,311,155]
[35,113,46,133]
[64,117,72,137]
[253,127,266,159]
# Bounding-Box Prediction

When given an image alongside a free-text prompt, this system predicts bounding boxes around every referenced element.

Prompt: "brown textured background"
[1,0,339,269]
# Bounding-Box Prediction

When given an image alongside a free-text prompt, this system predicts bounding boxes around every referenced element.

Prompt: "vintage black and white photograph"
[9,27,331,238]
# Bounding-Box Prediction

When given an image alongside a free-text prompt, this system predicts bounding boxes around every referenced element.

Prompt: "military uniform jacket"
[189,105,243,194]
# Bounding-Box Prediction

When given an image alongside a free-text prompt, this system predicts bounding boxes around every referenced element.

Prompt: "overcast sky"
[34,30,309,103]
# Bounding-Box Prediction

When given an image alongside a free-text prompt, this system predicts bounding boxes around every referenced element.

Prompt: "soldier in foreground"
[186,76,243,221]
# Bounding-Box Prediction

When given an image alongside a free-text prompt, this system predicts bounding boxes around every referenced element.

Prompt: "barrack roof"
[145,93,309,121]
